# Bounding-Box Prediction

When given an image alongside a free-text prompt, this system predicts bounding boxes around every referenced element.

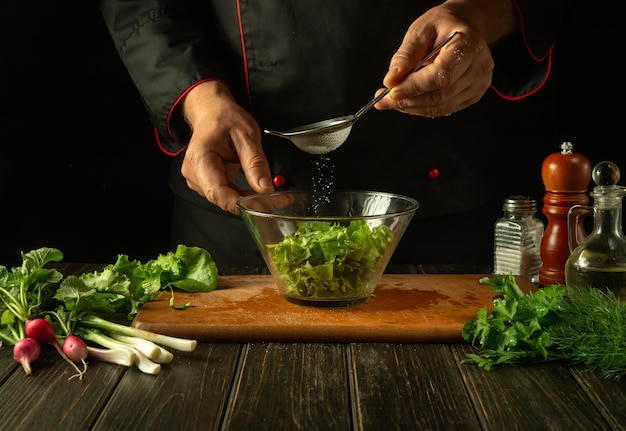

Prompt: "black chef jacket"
[98,0,567,267]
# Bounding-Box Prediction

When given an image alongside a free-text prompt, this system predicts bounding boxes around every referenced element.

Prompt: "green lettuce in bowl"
[268,220,393,299]
[237,190,418,307]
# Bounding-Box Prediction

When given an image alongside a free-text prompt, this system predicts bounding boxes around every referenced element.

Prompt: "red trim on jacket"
[490,52,551,101]
[512,0,551,62]
[236,0,254,111]
[157,78,221,156]
[490,0,554,101]
[158,1,252,156]
[154,128,181,156]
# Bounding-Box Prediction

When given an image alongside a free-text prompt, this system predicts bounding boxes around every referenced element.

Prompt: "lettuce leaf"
[268,220,393,298]
[56,245,218,318]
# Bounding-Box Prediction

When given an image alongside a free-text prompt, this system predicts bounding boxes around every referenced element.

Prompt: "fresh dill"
[462,274,626,380]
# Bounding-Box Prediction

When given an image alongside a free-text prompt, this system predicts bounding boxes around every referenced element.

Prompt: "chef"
[97,0,568,267]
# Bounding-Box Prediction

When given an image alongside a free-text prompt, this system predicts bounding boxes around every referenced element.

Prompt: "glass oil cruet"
[564,161,626,298]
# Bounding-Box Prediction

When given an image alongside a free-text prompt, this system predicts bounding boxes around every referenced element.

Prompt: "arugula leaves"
[462,274,626,380]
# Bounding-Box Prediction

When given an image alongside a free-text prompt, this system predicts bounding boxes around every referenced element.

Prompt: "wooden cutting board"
[132,274,535,343]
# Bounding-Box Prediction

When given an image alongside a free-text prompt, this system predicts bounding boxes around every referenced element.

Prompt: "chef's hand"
[181,80,274,214]
[375,0,519,117]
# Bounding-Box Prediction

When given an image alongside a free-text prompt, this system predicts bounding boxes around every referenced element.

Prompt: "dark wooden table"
[1,263,625,431]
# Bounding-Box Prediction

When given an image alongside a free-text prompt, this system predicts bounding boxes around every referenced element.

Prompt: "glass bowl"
[236,190,419,307]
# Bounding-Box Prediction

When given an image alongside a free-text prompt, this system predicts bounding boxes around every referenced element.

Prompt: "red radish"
[13,337,41,375]
[63,335,88,363]
[25,318,59,349]
[62,335,89,379]
[25,318,86,380]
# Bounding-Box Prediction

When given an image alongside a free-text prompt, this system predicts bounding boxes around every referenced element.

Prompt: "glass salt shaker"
[494,195,545,284]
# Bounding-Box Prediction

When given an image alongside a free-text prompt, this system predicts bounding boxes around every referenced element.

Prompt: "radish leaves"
[0,244,215,376]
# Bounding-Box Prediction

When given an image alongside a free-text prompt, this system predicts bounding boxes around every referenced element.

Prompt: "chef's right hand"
[374,0,518,118]
[180,80,275,214]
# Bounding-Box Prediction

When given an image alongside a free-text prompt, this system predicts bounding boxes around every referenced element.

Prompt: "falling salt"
[309,156,335,212]
[313,156,334,193]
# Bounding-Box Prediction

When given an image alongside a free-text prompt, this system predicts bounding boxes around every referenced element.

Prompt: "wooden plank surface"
[222,343,352,430]
[92,343,242,431]
[351,343,482,431]
[132,274,535,342]
[450,345,615,430]
[0,346,126,431]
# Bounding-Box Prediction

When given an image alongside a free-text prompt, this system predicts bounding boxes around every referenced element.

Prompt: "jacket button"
[427,168,440,180]
[273,174,286,187]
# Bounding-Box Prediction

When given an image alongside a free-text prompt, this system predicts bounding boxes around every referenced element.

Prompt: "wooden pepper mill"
[539,142,591,286]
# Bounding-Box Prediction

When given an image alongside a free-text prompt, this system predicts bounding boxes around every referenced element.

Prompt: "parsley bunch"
[462,274,626,380]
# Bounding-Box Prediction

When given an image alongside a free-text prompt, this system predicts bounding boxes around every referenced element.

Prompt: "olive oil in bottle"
[565,161,626,300]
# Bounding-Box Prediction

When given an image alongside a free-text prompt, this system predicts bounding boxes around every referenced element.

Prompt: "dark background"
[1,3,171,267]
[1,1,624,267]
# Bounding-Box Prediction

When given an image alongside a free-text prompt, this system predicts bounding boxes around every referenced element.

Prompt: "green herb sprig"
[462,274,626,380]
